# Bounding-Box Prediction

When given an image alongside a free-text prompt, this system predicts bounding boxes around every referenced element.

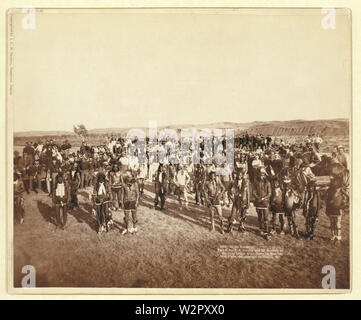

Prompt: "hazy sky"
[10,8,351,132]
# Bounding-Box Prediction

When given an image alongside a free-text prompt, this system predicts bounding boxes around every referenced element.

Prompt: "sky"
[10,8,351,132]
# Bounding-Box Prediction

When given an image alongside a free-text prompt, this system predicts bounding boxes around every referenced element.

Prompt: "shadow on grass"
[141,183,233,232]
[68,202,98,232]
[141,182,271,237]
[37,200,56,226]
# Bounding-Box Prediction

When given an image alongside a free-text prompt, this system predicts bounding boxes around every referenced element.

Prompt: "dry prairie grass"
[13,181,350,289]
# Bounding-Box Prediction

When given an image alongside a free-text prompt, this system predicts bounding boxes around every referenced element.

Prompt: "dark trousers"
[80,169,89,188]
[154,191,166,209]
[256,208,271,233]
[95,200,110,231]
[194,181,204,205]
[271,211,285,231]
[35,176,42,190]
[229,203,247,223]
[69,191,78,209]
[23,177,35,192]
[14,197,24,223]
[285,209,299,235]
[124,209,137,230]
[154,182,167,209]
[305,216,316,237]
[55,200,67,228]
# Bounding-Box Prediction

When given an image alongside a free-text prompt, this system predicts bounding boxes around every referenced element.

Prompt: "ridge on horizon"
[14,118,349,136]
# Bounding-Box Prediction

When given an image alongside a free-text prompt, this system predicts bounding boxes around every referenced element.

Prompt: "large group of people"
[13,132,349,241]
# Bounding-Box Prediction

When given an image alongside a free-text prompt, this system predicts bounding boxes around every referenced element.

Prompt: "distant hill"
[14,118,349,141]
[85,119,349,136]
[14,131,74,138]
[246,119,349,136]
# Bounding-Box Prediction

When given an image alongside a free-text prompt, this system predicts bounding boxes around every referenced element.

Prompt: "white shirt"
[177,170,190,186]
[120,156,129,167]
[98,182,107,196]
[252,159,263,168]
[128,156,139,171]
[56,183,65,197]
[138,164,147,179]
[36,144,43,153]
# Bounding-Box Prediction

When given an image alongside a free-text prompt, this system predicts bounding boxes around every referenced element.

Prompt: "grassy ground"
[13,181,350,289]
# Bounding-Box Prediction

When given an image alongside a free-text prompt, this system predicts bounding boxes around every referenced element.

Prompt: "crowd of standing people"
[13,132,349,241]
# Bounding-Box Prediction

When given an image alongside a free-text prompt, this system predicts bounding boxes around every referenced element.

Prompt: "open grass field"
[13,180,350,289]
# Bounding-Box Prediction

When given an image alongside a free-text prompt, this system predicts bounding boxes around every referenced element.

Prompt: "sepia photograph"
[7,8,351,290]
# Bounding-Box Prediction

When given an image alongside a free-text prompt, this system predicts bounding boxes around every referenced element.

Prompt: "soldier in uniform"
[68,163,81,210]
[154,164,169,211]
[194,163,206,205]
[227,168,249,233]
[253,167,272,240]
[204,171,225,233]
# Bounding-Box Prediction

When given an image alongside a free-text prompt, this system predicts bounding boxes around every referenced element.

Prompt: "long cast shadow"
[37,200,56,226]
[142,183,220,230]
[142,181,276,237]
[67,202,98,232]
